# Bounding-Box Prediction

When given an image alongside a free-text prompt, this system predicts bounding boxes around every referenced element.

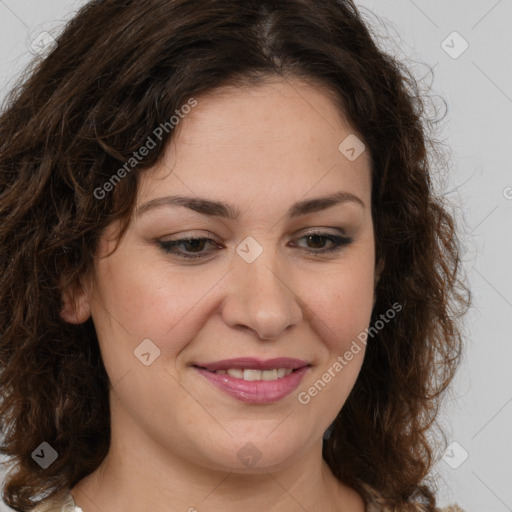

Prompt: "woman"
[0,1,470,511]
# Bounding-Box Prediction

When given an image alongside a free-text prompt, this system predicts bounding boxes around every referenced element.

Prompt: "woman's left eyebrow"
[135,191,365,220]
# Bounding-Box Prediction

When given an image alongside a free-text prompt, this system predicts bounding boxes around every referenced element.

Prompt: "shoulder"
[367,503,467,512]
[361,484,467,512]
[30,488,465,512]
[30,491,82,512]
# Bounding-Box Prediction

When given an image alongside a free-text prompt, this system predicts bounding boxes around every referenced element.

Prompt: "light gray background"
[0,1,511,511]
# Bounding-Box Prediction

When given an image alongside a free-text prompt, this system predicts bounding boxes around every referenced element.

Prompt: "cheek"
[305,253,375,353]
[91,252,221,354]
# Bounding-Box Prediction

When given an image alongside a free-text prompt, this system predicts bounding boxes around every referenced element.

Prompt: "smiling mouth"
[193,366,299,381]
[192,363,311,404]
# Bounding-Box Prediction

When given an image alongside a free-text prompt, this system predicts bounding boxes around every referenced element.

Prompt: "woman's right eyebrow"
[135,191,365,220]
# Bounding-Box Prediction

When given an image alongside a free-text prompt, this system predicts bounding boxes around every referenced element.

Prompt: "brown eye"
[158,237,221,259]
[293,232,353,253]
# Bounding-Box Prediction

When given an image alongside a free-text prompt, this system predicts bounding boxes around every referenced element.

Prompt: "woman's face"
[70,78,376,473]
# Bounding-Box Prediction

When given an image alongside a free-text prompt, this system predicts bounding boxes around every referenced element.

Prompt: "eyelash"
[157,232,353,260]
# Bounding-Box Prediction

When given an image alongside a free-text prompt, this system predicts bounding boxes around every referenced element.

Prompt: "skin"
[62,78,379,512]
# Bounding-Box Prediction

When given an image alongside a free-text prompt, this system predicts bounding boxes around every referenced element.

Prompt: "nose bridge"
[223,243,303,340]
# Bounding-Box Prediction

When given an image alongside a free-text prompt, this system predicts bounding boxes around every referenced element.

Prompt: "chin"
[193,427,316,473]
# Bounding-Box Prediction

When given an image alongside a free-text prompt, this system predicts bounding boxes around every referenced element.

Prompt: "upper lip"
[192,357,310,371]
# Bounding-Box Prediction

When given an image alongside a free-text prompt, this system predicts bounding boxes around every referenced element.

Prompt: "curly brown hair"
[0,0,470,510]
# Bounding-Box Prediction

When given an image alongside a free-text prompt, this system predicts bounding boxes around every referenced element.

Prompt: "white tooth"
[243,369,262,381]
[261,369,278,381]
[223,368,293,380]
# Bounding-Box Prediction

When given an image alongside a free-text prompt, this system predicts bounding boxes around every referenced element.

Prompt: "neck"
[71,403,365,512]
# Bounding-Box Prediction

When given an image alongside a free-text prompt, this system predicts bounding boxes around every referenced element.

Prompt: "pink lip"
[192,358,311,404]
[192,357,309,371]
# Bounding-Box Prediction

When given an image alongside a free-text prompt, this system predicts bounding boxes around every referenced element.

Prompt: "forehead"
[138,78,371,209]
[176,78,354,149]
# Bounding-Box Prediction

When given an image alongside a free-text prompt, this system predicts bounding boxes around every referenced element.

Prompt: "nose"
[220,250,303,340]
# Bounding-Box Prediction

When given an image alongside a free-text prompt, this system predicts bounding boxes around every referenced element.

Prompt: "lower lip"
[194,366,310,404]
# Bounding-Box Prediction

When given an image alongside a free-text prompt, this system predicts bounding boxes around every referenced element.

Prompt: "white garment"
[31,491,82,512]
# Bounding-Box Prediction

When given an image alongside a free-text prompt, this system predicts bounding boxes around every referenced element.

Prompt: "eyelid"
[297,226,348,236]
[158,230,222,243]
[157,228,353,260]
[157,227,347,246]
